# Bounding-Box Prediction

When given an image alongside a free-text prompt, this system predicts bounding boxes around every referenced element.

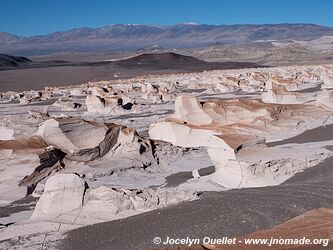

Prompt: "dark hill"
[119,52,203,64]
[0,54,32,68]
[115,52,205,69]
[115,52,261,71]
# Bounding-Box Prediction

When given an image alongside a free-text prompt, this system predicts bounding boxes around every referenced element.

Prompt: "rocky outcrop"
[0,173,195,240]
[30,173,194,223]
[71,123,153,162]
[0,127,14,140]
[316,89,333,109]
[141,82,176,103]
[82,186,195,222]
[31,173,86,219]
[85,87,134,115]
[149,94,333,188]
[32,118,155,162]
[34,119,80,154]
[86,93,120,114]
[261,80,318,104]
[18,146,66,191]
[52,98,82,111]
[18,91,42,105]
[0,116,164,203]
[149,122,245,188]
[172,96,213,126]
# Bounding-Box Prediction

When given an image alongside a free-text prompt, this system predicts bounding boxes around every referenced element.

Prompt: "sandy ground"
[267,124,333,147]
[165,166,215,187]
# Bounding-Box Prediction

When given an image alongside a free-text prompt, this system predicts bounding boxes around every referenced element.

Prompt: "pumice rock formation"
[149,92,333,188]
[85,86,134,115]
[172,95,213,125]
[0,63,332,249]
[261,80,318,104]
[52,98,82,111]
[31,173,86,220]
[18,146,66,190]
[0,173,196,241]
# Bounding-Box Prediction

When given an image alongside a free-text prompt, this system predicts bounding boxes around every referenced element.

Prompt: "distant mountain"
[0,32,21,45]
[1,23,333,55]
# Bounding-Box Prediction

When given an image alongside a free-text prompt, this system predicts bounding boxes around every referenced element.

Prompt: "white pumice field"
[0,63,333,248]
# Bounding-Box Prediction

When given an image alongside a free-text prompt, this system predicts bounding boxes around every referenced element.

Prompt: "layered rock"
[0,136,46,204]
[261,80,317,104]
[34,119,80,154]
[172,95,213,125]
[149,95,333,188]
[0,116,164,203]
[149,122,246,188]
[19,146,66,190]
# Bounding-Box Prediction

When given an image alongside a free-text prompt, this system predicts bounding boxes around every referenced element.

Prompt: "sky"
[1,0,333,36]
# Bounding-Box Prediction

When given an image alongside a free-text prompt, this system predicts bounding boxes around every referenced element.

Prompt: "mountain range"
[1,23,333,55]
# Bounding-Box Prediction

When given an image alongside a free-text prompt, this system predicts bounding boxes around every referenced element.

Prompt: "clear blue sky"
[1,0,333,36]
